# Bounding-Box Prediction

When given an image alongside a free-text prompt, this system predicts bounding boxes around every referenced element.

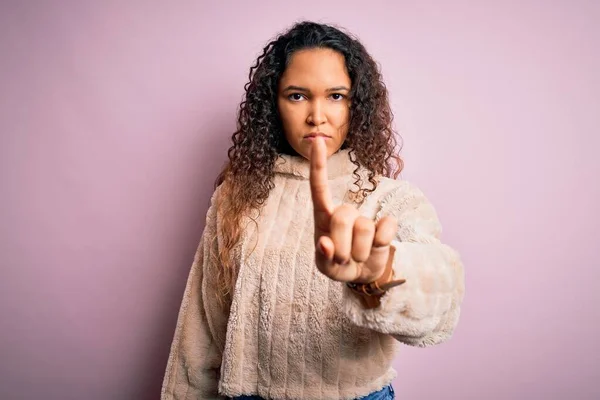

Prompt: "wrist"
[346,245,406,308]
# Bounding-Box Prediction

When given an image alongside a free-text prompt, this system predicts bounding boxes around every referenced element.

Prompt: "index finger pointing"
[309,137,334,214]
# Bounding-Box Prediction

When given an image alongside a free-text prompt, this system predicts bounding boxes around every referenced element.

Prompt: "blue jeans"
[231,384,395,400]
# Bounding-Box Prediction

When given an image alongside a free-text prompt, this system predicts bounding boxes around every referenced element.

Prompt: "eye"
[330,93,346,101]
[288,93,306,102]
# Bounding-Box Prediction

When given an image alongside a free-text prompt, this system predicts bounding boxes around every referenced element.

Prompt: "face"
[277,48,351,160]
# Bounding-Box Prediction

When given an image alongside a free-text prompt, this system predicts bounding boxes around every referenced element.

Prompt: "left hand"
[309,137,398,283]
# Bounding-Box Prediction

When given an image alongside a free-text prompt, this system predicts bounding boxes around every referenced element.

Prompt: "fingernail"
[318,243,326,255]
[334,256,349,265]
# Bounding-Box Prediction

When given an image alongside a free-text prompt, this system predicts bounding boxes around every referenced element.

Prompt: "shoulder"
[203,183,226,227]
[210,183,224,205]
[370,177,441,231]
[371,176,429,206]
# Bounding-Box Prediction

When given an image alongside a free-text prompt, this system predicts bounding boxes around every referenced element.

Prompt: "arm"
[161,191,228,399]
[342,183,466,347]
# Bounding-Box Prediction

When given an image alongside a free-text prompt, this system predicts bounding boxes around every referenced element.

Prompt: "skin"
[277,48,397,284]
[277,48,351,159]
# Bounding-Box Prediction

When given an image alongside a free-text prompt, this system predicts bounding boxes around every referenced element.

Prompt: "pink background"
[1,1,599,399]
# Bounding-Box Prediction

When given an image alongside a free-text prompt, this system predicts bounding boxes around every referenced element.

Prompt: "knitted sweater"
[161,149,465,400]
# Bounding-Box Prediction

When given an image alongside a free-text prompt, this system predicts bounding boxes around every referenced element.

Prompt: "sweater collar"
[273,149,356,180]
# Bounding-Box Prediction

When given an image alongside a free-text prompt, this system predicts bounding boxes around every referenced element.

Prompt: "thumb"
[316,235,334,261]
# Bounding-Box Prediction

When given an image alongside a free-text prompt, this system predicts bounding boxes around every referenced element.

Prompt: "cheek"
[277,103,292,133]
[280,104,305,132]
[332,105,351,130]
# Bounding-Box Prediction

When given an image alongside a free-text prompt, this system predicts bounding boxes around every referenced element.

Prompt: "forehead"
[280,48,351,88]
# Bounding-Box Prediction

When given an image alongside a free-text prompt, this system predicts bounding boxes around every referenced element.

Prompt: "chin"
[299,150,311,160]
[287,139,341,160]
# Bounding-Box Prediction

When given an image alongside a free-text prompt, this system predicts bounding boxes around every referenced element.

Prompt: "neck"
[273,148,358,180]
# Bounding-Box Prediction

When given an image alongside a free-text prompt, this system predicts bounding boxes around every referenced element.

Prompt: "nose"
[306,99,327,126]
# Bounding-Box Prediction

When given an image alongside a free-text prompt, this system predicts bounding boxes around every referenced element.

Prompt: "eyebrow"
[281,85,350,93]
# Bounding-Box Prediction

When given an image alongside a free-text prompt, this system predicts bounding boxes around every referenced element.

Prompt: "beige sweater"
[161,149,465,400]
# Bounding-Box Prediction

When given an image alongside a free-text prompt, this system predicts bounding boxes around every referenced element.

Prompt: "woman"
[161,21,465,400]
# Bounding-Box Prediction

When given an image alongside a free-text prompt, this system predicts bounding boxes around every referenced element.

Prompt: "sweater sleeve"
[342,182,466,347]
[161,190,228,399]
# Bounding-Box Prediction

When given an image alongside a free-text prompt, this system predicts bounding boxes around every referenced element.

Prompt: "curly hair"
[213,21,403,305]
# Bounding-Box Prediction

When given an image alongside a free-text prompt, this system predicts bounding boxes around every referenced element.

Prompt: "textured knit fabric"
[232,384,395,400]
[161,149,465,400]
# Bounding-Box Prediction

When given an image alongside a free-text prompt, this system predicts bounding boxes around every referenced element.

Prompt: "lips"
[303,132,331,139]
